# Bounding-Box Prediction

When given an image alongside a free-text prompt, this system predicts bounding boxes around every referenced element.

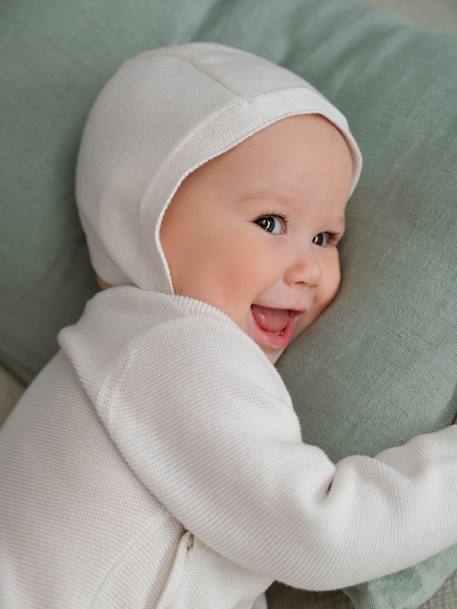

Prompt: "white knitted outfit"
[2,42,457,609]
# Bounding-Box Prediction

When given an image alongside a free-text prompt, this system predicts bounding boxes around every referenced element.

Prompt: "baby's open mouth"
[251,304,294,335]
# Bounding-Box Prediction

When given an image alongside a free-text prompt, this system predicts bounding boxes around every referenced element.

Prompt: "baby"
[2,42,457,609]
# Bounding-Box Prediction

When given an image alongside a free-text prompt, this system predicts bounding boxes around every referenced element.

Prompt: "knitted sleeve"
[95,314,457,591]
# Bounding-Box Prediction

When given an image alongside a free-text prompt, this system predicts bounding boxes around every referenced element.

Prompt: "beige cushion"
[363,0,457,33]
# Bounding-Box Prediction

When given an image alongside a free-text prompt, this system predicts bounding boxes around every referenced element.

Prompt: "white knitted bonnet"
[75,41,363,292]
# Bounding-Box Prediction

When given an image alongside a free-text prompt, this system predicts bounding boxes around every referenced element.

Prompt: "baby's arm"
[97,315,457,591]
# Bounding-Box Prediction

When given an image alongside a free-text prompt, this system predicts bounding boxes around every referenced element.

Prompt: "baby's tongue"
[251,304,290,333]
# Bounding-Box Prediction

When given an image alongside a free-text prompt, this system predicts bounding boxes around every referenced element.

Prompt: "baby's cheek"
[319,258,342,306]
[313,285,339,319]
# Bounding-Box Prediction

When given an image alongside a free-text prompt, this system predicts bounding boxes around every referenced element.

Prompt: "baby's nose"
[284,247,322,287]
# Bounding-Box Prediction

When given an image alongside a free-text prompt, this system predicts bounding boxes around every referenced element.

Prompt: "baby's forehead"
[200,115,353,180]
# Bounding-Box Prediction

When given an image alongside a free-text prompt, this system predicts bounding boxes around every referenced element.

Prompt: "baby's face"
[160,114,354,365]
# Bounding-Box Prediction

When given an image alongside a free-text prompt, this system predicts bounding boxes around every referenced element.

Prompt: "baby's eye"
[254,214,287,235]
[313,232,334,247]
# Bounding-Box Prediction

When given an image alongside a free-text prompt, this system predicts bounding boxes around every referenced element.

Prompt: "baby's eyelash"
[263,211,288,220]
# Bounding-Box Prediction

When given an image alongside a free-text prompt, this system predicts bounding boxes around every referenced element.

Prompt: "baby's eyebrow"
[237,189,293,207]
[237,189,346,230]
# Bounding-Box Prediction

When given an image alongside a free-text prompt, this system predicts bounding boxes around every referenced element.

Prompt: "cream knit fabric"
[2,287,457,609]
[2,42,457,609]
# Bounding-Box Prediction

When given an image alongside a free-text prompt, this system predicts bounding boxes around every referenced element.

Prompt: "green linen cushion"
[1,1,457,609]
[273,6,457,609]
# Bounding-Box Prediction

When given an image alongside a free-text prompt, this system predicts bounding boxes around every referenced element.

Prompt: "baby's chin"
[270,348,286,365]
